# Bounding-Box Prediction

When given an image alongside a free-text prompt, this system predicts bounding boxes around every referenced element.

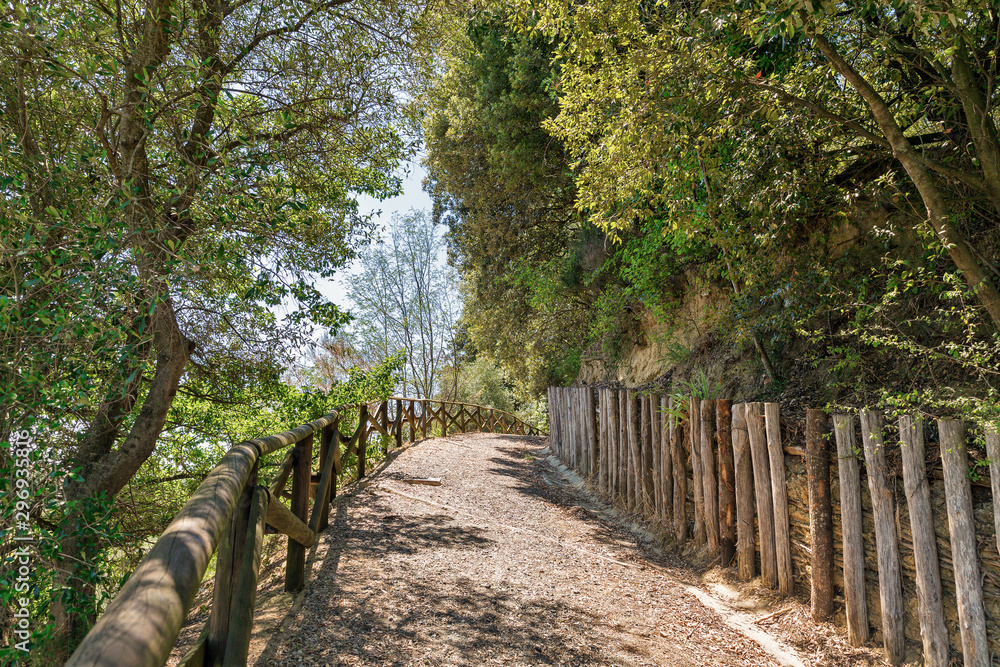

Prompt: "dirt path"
[244,432,821,666]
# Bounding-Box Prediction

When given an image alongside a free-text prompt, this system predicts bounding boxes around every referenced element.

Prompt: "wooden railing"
[66,397,542,667]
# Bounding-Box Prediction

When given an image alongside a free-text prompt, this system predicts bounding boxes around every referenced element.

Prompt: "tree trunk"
[812,33,1000,329]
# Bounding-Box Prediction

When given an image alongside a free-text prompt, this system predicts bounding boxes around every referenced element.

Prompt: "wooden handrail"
[66,397,543,667]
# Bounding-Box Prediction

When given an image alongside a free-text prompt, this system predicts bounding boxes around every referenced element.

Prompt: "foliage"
[339,210,460,398]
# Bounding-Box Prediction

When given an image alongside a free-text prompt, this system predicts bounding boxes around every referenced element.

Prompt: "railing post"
[207,462,257,665]
[222,484,268,667]
[285,432,313,592]
[318,422,337,531]
[358,403,368,479]
[421,400,428,439]
[394,398,403,448]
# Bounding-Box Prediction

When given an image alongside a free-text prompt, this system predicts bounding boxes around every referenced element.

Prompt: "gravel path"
[252,433,791,666]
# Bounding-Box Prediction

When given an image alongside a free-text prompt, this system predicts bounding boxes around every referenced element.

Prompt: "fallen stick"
[402,478,442,485]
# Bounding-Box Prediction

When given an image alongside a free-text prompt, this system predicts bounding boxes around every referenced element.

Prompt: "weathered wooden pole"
[832,414,868,646]
[420,400,428,439]
[860,409,904,666]
[641,393,655,514]
[732,404,755,580]
[985,426,1000,558]
[628,391,642,511]
[690,397,705,546]
[357,404,368,480]
[670,397,687,544]
[898,415,948,667]
[222,484,269,667]
[650,394,662,521]
[285,432,313,592]
[716,399,736,568]
[805,408,832,621]
[939,419,989,667]
[747,402,776,588]
[764,403,793,596]
[394,399,404,445]
[207,463,257,664]
[589,387,599,477]
[615,391,623,503]
[318,422,337,531]
[701,399,719,556]
[660,395,673,530]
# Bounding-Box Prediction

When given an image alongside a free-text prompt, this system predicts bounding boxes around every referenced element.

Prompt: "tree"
[1,0,430,652]
[420,10,593,393]
[343,210,460,398]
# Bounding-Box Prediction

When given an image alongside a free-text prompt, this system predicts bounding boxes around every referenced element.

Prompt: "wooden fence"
[66,397,540,667]
[547,385,1000,667]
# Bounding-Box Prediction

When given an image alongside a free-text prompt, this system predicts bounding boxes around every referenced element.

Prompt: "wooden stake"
[898,415,948,667]
[860,409,904,666]
[732,404,754,580]
[660,395,673,531]
[765,403,793,596]
[805,409,832,621]
[747,402,777,588]
[670,397,687,544]
[628,391,642,511]
[641,393,654,514]
[985,426,1000,559]
[701,399,719,556]
[832,414,868,646]
[650,395,662,521]
[619,389,628,507]
[938,419,989,667]
[690,397,705,546]
[716,399,735,568]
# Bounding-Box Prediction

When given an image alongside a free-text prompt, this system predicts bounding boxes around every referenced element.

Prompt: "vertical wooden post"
[641,394,654,514]
[747,402,777,588]
[589,387,599,478]
[222,484,269,667]
[764,403,793,596]
[732,404,755,580]
[985,427,1000,558]
[407,400,416,443]
[670,397,687,544]
[285,432,312,592]
[597,389,605,491]
[207,463,257,665]
[619,389,628,507]
[319,423,336,531]
[701,399,719,556]
[420,400,428,439]
[690,397,705,546]
[357,404,368,480]
[660,395,673,530]
[833,414,868,647]
[650,395,662,521]
[380,400,389,440]
[716,399,735,568]
[607,390,618,502]
[939,419,989,667]
[628,391,642,511]
[805,409,833,621]
[394,399,403,447]
[898,415,948,667]
[860,409,904,666]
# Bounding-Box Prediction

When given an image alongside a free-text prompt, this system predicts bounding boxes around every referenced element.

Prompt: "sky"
[317,159,433,310]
